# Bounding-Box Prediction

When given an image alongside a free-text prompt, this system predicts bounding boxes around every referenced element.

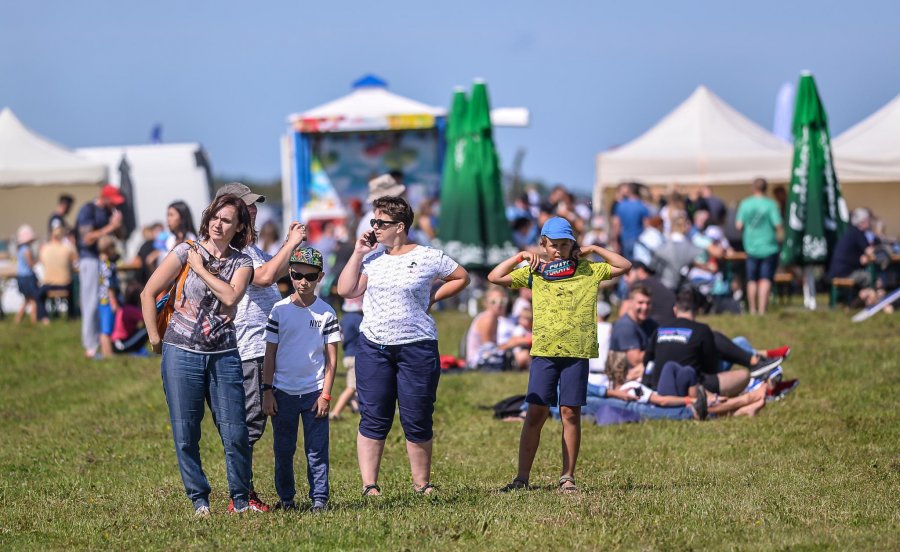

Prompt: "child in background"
[330,295,363,420]
[488,217,631,493]
[262,247,341,513]
[14,225,41,325]
[97,236,121,358]
[112,281,148,354]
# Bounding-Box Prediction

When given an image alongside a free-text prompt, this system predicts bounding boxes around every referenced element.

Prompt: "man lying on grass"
[488,217,631,494]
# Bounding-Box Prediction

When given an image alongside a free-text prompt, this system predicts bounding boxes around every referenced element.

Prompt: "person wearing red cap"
[75,184,124,358]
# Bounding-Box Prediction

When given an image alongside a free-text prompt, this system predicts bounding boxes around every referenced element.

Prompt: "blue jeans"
[161,344,251,510]
[719,336,753,373]
[585,396,694,421]
[271,389,330,504]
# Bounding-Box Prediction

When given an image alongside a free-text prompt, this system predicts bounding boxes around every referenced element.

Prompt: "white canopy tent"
[0,107,107,241]
[594,86,792,213]
[833,94,900,233]
[76,143,213,256]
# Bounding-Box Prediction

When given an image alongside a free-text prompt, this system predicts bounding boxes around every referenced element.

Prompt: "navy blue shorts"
[527,356,589,407]
[355,334,441,443]
[745,253,779,282]
[16,275,39,300]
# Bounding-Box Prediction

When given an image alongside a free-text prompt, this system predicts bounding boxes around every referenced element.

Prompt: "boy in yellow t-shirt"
[488,217,631,493]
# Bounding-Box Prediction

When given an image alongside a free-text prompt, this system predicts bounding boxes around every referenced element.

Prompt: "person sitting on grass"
[464,286,524,370]
[488,216,632,494]
[586,351,770,422]
[610,284,658,381]
[641,288,783,399]
[111,281,148,354]
[262,247,341,513]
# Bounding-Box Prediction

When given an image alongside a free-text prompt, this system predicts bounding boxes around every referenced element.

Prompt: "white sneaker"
[194,505,211,519]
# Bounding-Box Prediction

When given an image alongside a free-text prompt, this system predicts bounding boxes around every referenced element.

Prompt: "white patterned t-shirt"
[235,244,283,361]
[359,246,458,345]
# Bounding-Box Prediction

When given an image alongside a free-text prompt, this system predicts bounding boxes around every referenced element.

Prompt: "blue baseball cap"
[541,217,576,240]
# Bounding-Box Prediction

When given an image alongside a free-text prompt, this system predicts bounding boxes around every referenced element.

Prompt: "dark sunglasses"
[289,270,320,282]
[370,218,400,229]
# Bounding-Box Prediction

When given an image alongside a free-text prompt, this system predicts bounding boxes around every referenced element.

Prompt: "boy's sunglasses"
[370,218,400,229]
[289,270,320,282]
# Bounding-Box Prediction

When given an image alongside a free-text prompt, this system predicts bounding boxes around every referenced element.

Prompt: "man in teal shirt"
[736,178,783,315]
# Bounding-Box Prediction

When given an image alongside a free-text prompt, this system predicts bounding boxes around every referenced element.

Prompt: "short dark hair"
[373,195,414,234]
[753,178,768,193]
[629,284,652,299]
[675,286,699,313]
[58,194,74,206]
[199,193,252,250]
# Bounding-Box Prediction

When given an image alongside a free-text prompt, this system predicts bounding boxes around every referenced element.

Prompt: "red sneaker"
[228,498,234,513]
[765,346,791,359]
[248,491,270,512]
[766,379,799,402]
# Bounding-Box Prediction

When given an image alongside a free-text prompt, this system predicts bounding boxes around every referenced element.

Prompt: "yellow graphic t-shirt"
[510,260,612,358]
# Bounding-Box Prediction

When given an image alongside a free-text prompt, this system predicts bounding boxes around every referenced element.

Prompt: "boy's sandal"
[500,477,529,492]
[414,482,435,495]
[558,476,578,494]
[362,484,381,497]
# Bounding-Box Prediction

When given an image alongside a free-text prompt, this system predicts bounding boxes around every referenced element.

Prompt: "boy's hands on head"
[312,395,330,418]
[520,251,542,271]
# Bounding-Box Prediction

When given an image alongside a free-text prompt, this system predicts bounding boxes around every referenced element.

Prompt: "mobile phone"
[365,231,377,247]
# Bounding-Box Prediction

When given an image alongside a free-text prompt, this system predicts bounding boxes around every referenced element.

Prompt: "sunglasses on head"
[289,269,320,282]
[370,218,400,229]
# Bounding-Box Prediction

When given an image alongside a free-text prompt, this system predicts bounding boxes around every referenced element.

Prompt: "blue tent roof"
[352,74,388,89]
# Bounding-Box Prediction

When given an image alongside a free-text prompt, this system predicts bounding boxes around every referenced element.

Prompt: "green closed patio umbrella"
[437,87,468,254]
[781,71,848,308]
[437,80,516,269]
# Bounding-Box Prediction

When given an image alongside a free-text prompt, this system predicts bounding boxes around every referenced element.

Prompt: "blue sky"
[2,0,899,193]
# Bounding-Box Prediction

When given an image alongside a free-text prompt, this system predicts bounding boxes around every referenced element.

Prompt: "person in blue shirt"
[611,183,650,260]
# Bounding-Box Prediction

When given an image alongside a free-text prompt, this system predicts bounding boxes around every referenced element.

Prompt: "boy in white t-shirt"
[262,247,341,512]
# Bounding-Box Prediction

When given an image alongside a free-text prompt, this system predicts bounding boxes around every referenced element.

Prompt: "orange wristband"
[684,396,692,406]
[517,254,524,263]
[321,392,332,401]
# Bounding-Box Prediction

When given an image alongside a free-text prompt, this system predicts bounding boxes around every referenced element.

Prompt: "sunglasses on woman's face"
[289,270,320,282]
[370,218,400,229]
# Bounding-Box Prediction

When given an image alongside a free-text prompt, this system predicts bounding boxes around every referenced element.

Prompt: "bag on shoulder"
[155,241,194,337]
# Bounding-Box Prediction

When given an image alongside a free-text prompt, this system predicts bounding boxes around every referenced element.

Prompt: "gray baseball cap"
[215,182,266,205]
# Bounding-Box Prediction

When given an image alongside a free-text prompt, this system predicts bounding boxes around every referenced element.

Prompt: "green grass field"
[1,309,898,550]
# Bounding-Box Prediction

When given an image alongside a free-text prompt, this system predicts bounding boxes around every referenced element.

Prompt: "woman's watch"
[260,383,275,392]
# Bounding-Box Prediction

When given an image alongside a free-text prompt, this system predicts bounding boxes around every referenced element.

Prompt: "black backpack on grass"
[492,394,526,419]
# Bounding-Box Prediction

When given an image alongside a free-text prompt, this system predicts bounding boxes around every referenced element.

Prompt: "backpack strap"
[173,240,195,304]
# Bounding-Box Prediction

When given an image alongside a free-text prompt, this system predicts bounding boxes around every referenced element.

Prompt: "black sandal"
[414,482,435,495]
[500,477,529,492]
[362,484,381,497]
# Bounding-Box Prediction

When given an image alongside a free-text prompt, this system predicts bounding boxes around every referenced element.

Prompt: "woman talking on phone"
[140,193,255,517]
[337,195,469,496]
